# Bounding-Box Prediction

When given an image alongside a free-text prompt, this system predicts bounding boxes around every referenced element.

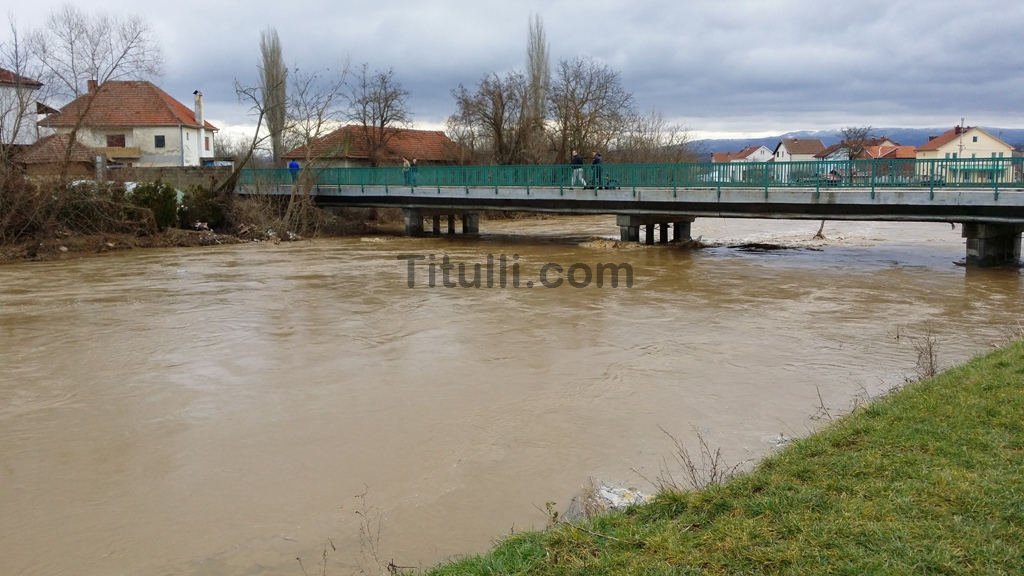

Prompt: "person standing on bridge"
[591,151,603,189]
[571,150,587,188]
[288,159,300,182]
[402,157,411,185]
[409,158,419,187]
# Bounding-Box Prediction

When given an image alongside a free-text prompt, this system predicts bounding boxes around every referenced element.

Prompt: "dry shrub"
[1,174,155,243]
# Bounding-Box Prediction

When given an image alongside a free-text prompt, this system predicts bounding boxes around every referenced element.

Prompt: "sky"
[6,0,1024,142]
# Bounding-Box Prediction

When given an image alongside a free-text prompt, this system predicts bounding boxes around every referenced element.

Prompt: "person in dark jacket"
[591,152,603,189]
[570,150,587,188]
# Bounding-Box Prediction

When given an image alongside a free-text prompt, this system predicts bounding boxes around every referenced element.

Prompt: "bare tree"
[524,13,550,162]
[548,56,633,162]
[259,28,287,164]
[608,108,697,163]
[28,4,162,100]
[449,71,530,164]
[280,65,347,233]
[345,64,411,166]
[839,125,875,161]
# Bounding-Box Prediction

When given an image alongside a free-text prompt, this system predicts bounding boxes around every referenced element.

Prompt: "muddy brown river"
[1,216,1021,575]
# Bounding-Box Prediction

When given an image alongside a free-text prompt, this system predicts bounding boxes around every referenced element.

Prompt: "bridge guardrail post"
[870,161,876,199]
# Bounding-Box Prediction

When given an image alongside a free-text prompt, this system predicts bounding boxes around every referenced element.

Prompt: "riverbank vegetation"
[425,339,1024,575]
[0,171,396,263]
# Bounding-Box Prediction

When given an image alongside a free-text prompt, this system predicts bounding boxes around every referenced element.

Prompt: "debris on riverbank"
[0,229,243,263]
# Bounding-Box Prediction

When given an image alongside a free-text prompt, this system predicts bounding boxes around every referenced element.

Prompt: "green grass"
[425,340,1024,575]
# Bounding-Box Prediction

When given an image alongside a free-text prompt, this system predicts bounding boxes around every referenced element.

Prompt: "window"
[972,136,978,143]
[154,135,165,148]
[204,136,210,151]
[106,134,126,147]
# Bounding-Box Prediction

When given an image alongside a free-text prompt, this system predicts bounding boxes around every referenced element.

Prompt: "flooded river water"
[1,216,1022,575]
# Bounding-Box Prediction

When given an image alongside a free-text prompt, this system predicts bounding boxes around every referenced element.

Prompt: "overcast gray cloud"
[7,0,1024,138]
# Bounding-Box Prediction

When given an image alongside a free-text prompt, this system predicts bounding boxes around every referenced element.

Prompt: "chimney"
[193,90,207,161]
[193,90,204,126]
[87,79,98,93]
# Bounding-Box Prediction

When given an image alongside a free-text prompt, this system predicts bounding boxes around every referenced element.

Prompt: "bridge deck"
[240,159,1024,223]
[239,183,1024,224]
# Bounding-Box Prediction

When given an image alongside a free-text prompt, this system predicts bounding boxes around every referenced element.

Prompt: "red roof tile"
[915,126,1010,152]
[38,80,217,131]
[866,145,916,159]
[0,67,42,88]
[283,125,462,163]
[16,134,99,164]
[777,138,826,156]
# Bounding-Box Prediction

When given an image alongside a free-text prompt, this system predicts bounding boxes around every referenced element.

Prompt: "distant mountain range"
[693,127,1024,157]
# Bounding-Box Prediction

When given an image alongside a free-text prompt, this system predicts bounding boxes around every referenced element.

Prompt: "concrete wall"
[106,166,233,190]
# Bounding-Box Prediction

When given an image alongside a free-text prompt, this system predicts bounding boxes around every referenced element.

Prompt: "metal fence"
[240,158,1024,191]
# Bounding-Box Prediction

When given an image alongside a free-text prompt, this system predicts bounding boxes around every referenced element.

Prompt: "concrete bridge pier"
[462,212,480,234]
[674,221,693,242]
[617,215,695,244]
[403,208,424,236]
[403,209,480,237]
[962,222,1023,266]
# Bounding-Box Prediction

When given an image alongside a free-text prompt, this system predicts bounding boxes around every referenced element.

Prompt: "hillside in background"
[693,127,1024,158]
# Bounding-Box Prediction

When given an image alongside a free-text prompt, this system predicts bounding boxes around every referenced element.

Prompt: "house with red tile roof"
[37,80,217,168]
[772,138,826,162]
[16,134,98,177]
[710,145,774,182]
[916,126,1013,183]
[1,67,44,146]
[711,145,773,164]
[864,144,916,160]
[282,124,464,167]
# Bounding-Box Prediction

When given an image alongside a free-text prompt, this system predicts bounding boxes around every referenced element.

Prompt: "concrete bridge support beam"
[432,215,441,235]
[962,223,1023,266]
[447,214,456,235]
[403,208,424,236]
[674,221,692,242]
[462,212,480,234]
[617,214,695,244]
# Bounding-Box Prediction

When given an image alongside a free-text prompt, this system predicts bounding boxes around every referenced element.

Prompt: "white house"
[0,67,43,146]
[772,138,826,162]
[916,126,1013,183]
[37,80,217,167]
[710,145,774,181]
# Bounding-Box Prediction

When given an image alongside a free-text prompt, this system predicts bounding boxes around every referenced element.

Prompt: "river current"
[1,216,1021,575]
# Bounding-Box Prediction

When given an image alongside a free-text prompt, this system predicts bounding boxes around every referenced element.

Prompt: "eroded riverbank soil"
[0,229,243,264]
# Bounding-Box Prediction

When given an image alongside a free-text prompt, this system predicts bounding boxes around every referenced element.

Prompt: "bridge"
[239,158,1024,266]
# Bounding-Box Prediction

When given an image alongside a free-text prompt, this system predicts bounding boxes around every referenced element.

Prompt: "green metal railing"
[240,158,1024,192]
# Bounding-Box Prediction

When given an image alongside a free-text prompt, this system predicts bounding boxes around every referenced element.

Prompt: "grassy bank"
[427,340,1024,575]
